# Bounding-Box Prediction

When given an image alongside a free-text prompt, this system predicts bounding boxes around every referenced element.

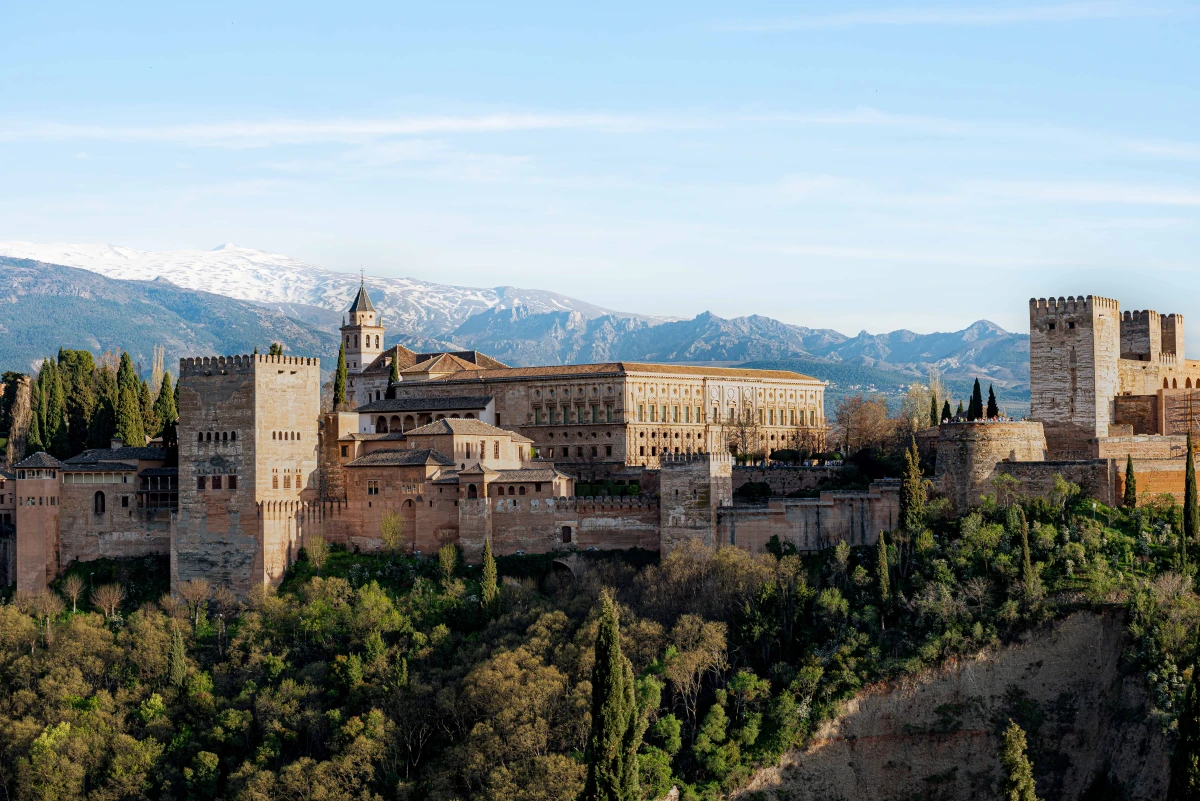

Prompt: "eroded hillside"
[741,610,1167,801]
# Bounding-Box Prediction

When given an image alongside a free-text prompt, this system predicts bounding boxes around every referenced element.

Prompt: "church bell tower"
[340,276,384,407]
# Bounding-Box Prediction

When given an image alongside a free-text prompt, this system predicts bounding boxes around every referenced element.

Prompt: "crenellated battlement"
[1030,295,1119,314]
[179,354,321,376]
[1123,309,1160,323]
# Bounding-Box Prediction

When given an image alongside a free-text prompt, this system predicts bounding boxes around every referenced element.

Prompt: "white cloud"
[982,180,1200,207]
[713,2,1176,32]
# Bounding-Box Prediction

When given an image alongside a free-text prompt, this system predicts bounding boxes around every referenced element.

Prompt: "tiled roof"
[356,395,493,413]
[491,468,572,482]
[361,344,419,376]
[65,446,166,464]
[14,452,65,469]
[346,449,456,468]
[62,461,138,472]
[347,283,376,314]
[343,432,408,441]
[0,468,15,480]
[140,467,179,476]
[396,361,820,382]
[400,353,482,375]
[458,463,500,476]
[404,418,532,441]
[414,350,509,369]
[431,470,461,484]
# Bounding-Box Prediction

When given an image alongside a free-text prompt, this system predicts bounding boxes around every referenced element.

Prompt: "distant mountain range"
[0,242,1030,409]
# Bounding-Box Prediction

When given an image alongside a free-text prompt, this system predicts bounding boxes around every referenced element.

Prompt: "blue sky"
[3,1,1199,336]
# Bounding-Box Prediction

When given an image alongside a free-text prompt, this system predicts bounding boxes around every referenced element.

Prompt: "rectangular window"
[494,441,500,459]
[272,475,278,489]
[650,405,657,422]
[651,446,657,456]
[212,475,222,490]
[341,445,348,457]
[662,405,667,422]
[640,446,645,456]
[713,406,718,421]
[283,474,291,489]
[367,480,379,495]
[466,444,472,459]
[606,405,613,422]
[759,409,765,424]
[576,446,584,457]
[229,475,238,490]
[684,406,691,423]
[547,447,554,458]
[605,445,613,456]
[810,410,816,425]
[728,408,735,420]
[790,409,796,425]
[534,408,541,424]
[696,406,701,423]
[673,406,679,422]
[638,404,645,422]
[769,409,775,425]
[590,446,598,456]
[495,414,501,427]
[197,476,207,490]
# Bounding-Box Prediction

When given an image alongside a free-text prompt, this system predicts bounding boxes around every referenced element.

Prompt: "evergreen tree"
[168,625,188,688]
[1124,454,1138,508]
[59,350,97,456]
[333,343,348,411]
[43,357,68,457]
[987,384,1000,419]
[114,353,145,446]
[154,372,177,426]
[480,537,498,612]
[1000,720,1041,801]
[1169,651,1200,800]
[139,378,160,439]
[173,376,180,421]
[389,346,401,384]
[1010,507,1038,600]
[875,531,890,608]
[928,393,939,428]
[900,438,925,534]
[1188,429,1198,566]
[583,592,640,801]
[268,342,284,356]
[87,366,118,449]
[25,396,44,456]
[968,379,984,421]
[956,400,965,416]
[942,400,952,422]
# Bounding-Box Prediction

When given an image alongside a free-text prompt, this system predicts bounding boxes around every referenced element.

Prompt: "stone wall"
[15,473,60,592]
[59,482,170,564]
[716,480,899,554]
[1113,395,1158,435]
[934,421,1048,512]
[1095,435,1186,460]
[660,453,734,552]
[731,465,849,495]
[994,460,1114,507]
[459,495,661,560]
[1117,457,1191,505]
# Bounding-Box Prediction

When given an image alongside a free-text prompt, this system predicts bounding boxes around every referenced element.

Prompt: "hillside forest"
[3,432,1200,800]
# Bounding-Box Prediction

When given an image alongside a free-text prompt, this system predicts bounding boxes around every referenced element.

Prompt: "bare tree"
[725,407,764,463]
[6,376,31,464]
[150,345,165,402]
[27,590,65,646]
[306,533,329,575]
[833,394,892,454]
[61,574,84,613]
[91,583,126,620]
[178,578,211,632]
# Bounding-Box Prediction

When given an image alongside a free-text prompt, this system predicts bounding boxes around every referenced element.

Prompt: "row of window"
[639,446,704,457]
[543,445,614,459]
[272,431,302,441]
[534,406,615,424]
[196,475,238,490]
[199,431,237,442]
[271,470,302,489]
[20,496,56,506]
[92,491,131,514]
[63,472,130,484]
[345,333,381,349]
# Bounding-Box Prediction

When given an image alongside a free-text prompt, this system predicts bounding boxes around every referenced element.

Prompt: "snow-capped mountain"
[0,241,654,344]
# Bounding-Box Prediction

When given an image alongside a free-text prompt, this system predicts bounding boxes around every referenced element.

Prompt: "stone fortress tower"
[172,354,321,595]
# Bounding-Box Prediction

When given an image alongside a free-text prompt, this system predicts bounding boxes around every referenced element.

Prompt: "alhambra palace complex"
[4,289,1198,594]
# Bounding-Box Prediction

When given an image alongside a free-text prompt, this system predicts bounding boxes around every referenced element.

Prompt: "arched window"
[197,432,204,442]
[206,432,212,442]
[375,336,379,348]
[508,486,515,495]
[231,431,237,441]
[376,417,388,433]
[519,486,526,496]
[404,499,413,508]
[94,491,105,515]
[467,484,478,499]
[222,431,228,441]
[272,431,276,440]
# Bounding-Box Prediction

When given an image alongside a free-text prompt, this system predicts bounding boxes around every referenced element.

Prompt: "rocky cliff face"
[741,610,1167,801]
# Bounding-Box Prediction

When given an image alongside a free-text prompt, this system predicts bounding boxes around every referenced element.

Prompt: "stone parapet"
[934,421,1048,512]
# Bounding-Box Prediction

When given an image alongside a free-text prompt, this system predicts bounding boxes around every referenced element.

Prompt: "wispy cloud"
[713,2,1176,32]
[983,180,1200,207]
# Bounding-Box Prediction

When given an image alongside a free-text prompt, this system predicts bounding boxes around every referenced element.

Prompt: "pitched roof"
[65,446,166,464]
[491,467,572,483]
[361,344,419,376]
[139,467,179,477]
[404,418,532,441]
[458,463,500,477]
[342,432,408,442]
[62,461,138,472]
[400,353,482,375]
[0,468,15,480]
[414,350,509,369]
[348,283,376,314]
[357,395,493,413]
[14,452,65,469]
[346,449,455,468]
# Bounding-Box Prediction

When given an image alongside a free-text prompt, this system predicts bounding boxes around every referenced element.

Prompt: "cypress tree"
[25,398,44,457]
[480,537,498,612]
[942,400,952,422]
[60,350,97,456]
[1124,454,1138,508]
[956,400,965,417]
[1169,651,1200,800]
[900,438,925,534]
[389,346,401,384]
[1187,429,1198,567]
[968,379,984,421]
[1016,507,1038,600]
[1000,720,1041,801]
[876,530,890,608]
[154,372,177,426]
[987,384,999,419]
[87,366,118,449]
[139,377,160,439]
[173,376,180,421]
[928,393,939,428]
[584,592,640,801]
[168,625,188,688]
[114,353,145,446]
[333,343,348,411]
[44,357,68,457]
[268,342,284,356]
